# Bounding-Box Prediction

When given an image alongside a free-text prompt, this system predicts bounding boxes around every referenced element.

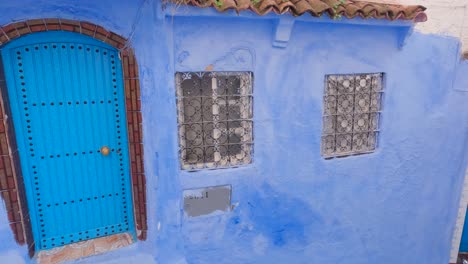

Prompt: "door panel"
[461,209,468,252]
[1,32,135,250]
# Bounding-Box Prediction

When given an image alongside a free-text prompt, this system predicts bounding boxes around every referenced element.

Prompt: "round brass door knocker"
[101,146,110,156]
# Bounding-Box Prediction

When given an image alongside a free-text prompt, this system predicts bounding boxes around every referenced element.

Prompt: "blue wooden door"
[461,209,468,252]
[1,31,135,250]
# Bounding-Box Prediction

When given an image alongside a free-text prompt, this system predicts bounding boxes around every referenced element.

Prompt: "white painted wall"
[449,168,468,263]
[368,0,468,55]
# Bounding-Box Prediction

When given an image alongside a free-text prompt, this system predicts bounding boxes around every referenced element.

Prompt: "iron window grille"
[175,72,253,170]
[321,73,384,158]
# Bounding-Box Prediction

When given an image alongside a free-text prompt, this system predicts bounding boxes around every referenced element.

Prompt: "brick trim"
[0,19,127,50]
[0,18,147,256]
[120,49,147,240]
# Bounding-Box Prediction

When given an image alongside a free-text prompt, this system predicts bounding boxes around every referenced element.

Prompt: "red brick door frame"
[0,18,147,257]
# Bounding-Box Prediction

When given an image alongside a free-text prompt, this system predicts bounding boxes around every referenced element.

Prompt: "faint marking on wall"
[212,47,255,71]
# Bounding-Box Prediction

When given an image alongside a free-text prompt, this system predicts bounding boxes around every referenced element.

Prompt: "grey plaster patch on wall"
[183,185,232,217]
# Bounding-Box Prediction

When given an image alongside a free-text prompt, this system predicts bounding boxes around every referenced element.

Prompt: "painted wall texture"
[0,1,468,264]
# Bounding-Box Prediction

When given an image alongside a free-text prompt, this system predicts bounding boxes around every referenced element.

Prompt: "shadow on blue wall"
[238,183,323,247]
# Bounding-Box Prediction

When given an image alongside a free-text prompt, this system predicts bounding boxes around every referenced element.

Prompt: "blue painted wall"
[0,1,468,263]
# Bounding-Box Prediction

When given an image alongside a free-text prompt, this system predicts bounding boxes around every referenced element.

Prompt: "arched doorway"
[0,19,147,255]
[2,30,135,251]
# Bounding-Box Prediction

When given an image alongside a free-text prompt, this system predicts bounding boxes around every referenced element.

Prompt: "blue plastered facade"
[0,1,467,264]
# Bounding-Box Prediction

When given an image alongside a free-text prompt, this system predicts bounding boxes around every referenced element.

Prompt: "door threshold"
[36,233,133,264]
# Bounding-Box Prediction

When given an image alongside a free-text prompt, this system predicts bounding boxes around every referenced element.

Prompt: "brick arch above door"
[0,18,146,257]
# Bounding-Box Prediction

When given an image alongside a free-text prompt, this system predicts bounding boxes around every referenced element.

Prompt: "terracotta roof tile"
[170,0,427,22]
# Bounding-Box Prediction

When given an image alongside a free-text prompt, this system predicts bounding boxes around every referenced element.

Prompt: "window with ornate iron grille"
[175,72,253,170]
[321,73,384,158]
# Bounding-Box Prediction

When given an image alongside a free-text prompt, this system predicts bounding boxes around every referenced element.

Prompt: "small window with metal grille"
[321,73,384,158]
[175,72,253,170]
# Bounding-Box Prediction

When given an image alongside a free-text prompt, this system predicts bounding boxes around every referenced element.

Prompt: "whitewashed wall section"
[369,0,468,56]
